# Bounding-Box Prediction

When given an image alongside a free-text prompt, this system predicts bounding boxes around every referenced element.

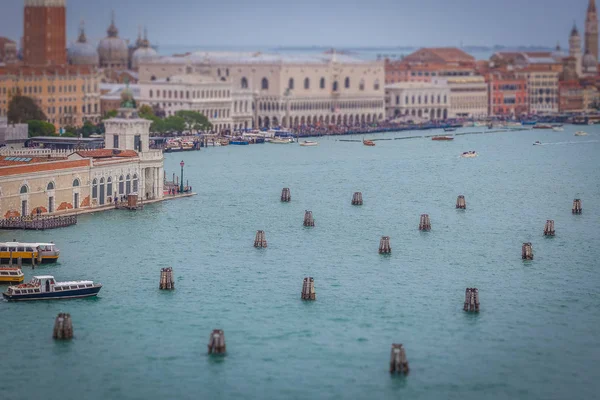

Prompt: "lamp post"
[180,160,185,193]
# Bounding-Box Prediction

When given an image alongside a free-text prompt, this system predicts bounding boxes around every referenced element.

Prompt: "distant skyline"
[0,0,591,50]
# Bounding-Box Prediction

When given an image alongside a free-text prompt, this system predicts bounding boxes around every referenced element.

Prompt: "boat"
[432,136,454,141]
[363,140,376,146]
[533,141,542,146]
[460,151,478,158]
[522,121,537,126]
[2,275,102,301]
[0,242,59,264]
[533,124,553,130]
[269,137,294,144]
[443,128,456,132]
[229,140,249,145]
[574,131,588,136]
[506,122,523,128]
[552,126,564,132]
[299,140,319,146]
[0,267,24,283]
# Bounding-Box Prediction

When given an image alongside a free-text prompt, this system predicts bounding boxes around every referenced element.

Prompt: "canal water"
[1,125,599,400]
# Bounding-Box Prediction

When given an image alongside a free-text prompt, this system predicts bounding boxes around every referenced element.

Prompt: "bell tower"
[23,0,67,65]
[585,0,599,61]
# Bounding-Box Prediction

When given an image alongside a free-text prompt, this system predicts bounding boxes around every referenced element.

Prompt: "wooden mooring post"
[8,251,13,266]
[572,199,582,214]
[379,236,391,254]
[254,230,267,248]
[301,277,316,300]
[456,195,466,209]
[463,288,480,312]
[207,329,226,354]
[419,214,431,231]
[17,256,22,268]
[281,187,291,202]
[389,344,409,374]
[53,313,73,340]
[303,210,315,227]
[543,220,555,236]
[521,242,533,260]
[159,267,175,290]
[351,192,363,205]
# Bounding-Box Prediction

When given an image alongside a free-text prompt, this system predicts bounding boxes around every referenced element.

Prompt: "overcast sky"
[0,0,589,49]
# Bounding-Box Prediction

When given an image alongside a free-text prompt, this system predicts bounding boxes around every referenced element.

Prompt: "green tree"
[139,104,154,118]
[27,120,56,137]
[102,109,118,120]
[8,95,47,123]
[61,131,77,137]
[80,120,98,137]
[164,115,186,133]
[175,110,212,132]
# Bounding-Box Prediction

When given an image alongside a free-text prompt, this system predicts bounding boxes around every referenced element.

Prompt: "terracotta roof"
[386,61,474,72]
[403,47,475,64]
[76,149,139,159]
[0,159,90,177]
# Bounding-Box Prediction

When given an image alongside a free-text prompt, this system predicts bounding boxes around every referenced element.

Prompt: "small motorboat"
[0,267,24,283]
[574,131,588,136]
[443,128,456,132]
[229,140,249,145]
[533,124,553,130]
[552,126,564,132]
[363,140,376,146]
[269,137,294,144]
[432,136,454,141]
[299,140,318,146]
[533,141,542,146]
[2,275,102,301]
[461,151,478,158]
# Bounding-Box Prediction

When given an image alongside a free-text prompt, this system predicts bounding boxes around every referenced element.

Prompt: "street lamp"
[180,160,185,193]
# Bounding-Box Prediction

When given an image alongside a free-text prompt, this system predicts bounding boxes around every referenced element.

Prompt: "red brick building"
[23,0,67,66]
[488,72,528,116]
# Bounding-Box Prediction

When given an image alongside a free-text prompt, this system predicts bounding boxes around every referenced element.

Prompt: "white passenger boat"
[552,126,564,132]
[574,131,588,136]
[2,275,102,301]
[460,151,478,158]
[299,140,318,146]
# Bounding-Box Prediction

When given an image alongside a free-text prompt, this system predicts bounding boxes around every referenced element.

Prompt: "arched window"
[149,90,153,98]
[119,175,124,195]
[92,178,98,199]
[217,68,221,76]
[226,68,229,77]
[20,185,28,194]
[320,77,325,89]
[359,79,365,91]
[241,77,248,89]
[444,95,447,104]
[133,174,138,192]
[418,96,421,104]
[261,78,269,90]
[374,80,380,90]
[47,182,54,190]
[344,77,350,89]
[126,174,131,195]
[107,177,113,196]
[332,81,339,92]
[288,78,294,90]
[304,77,310,89]
[72,179,80,187]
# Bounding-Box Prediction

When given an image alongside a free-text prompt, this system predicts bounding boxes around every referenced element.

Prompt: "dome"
[97,12,128,68]
[131,28,158,69]
[69,22,99,65]
[571,23,580,37]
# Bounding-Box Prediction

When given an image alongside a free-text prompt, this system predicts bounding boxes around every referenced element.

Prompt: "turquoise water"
[1,126,599,400]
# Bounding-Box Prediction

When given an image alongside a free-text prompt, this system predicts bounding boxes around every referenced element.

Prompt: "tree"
[138,104,154,118]
[102,109,118,120]
[27,120,56,137]
[8,95,47,123]
[80,120,98,137]
[175,110,212,132]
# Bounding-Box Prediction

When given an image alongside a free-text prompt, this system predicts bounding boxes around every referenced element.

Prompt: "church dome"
[69,23,99,65]
[97,13,128,68]
[131,28,158,69]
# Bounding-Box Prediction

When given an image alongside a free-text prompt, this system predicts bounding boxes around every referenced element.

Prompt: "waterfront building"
[0,102,164,218]
[488,73,528,117]
[559,80,585,112]
[139,51,385,129]
[0,37,18,65]
[23,0,67,66]
[385,81,450,120]
[68,22,99,66]
[515,67,560,114]
[400,48,476,67]
[97,12,129,69]
[447,76,488,118]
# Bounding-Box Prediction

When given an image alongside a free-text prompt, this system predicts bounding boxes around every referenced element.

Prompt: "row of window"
[91,175,139,199]
[0,84,98,96]
[257,100,384,112]
[396,94,448,106]
[149,89,230,100]
[253,77,381,92]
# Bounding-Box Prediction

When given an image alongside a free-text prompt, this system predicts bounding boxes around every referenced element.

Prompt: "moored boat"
[229,140,249,145]
[363,140,376,146]
[533,124,553,129]
[299,140,318,146]
[0,242,59,264]
[552,126,564,132]
[0,267,24,283]
[574,131,588,136]
[269,137,294,144]
[432,136,454,141]
[443,128,456,132]
[2,275,102,301]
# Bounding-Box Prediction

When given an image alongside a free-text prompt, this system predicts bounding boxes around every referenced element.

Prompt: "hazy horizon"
[0,0,589,50]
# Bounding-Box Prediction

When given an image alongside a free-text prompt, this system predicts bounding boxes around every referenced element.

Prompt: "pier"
[463,288,480,312]
[53,313,73,340]
[543,220,555,236]
[115,194,144,211]
[456,195,466,209]
[159,267,175,290]
[301,277,316,300]
[254,230,268,248]
[351,192,363,205]
[303,210,315,227]
[389,344,409,374]
[522,242,534,260]
[0,215,77,230]
[419,214,431,231]
[207,329,226,354]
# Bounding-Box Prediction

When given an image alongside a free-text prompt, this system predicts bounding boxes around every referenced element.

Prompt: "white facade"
[516,70,559,114]
[138,52,386,128]
[446,76,488,118]
[385,81,450,120]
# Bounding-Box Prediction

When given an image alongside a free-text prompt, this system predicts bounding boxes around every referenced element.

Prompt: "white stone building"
[138,51,386,129]
[385,81,450,120]
[446,76,488,118]
[515,70,559,114]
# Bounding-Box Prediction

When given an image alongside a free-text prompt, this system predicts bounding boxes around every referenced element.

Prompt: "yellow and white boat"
[0,242,60,264]
[0,267,24,283]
